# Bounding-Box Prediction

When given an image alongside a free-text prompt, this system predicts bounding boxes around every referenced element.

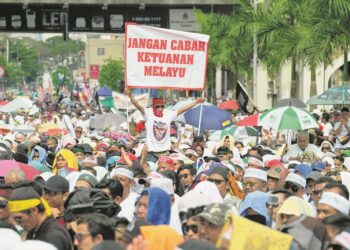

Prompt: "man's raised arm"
[177,97,205,116]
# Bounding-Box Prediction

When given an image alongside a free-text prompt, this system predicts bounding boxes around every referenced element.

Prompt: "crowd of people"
[0,91,349,250]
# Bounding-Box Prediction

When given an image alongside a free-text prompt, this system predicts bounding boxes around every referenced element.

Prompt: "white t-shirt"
[118,191,139,222]
[322,122,333,137]
[144,108,177,152]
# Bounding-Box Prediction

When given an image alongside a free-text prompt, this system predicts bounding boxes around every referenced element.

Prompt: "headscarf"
[52,149,79,175]
[178,181,223,213]
[141,225,183,250]
[143,187,171,225]
[221,135,235,150]
[28,145,47,165]
[217,214,293,250]
[276,196,314,229]
[319,141,334,154]
[239,191,269,225]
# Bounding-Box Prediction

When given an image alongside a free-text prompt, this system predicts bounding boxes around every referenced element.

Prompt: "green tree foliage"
[99,58,124,92]
[44,36,85,58]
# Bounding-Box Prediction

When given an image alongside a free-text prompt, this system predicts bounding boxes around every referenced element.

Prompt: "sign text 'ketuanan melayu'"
[125,23,209,90]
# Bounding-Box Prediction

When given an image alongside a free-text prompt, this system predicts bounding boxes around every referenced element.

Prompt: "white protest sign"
[125,23,209,90]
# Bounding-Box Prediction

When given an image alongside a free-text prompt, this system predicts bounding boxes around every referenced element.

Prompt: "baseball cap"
[294,164,312,178]
[311,161,325,172]
[285,173,306,188]
[44,176,69,193]
[77,174,99,188]
[306,171,323,181]
[197,203,230,226]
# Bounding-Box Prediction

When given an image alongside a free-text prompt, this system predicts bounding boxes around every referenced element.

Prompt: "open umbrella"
[38,123,61,133]
[209,126,258,141]
[236,113,260,126]
[218,100,239,110]
[306,86,350,105]
[275,98,306,108]
[45,128,69,136]
[0,160,40,180]
[259,106,318,130]
[12,125,35,134]
[184,105,233,131]
[90,113,127,130]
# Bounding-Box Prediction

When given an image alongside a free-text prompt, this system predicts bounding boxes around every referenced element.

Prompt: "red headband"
[158,156,174,165]
[152,98,165,106]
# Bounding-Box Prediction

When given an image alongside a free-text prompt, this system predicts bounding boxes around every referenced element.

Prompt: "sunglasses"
[207,178,225,185]
[75,130,83,133]
[183,224,198,234]
[266,203,279,209]
[179,174,189,179]
[0,200,7,208]
[322,147,331,150]
[312,189,323,196]
[155,105,164,109]
[283,182,300,193]
[243,181,258,188]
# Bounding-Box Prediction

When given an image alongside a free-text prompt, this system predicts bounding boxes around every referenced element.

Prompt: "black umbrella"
[275,98,306,108]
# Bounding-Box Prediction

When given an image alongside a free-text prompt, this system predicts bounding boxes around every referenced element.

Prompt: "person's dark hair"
[341,107,349,113]
[234,141,244,148]
[323,213,350,233]
[334,155,345,163]
[271,189,293,199]
[96,178,123,200]
[322,112,330,122]
[314,176,337,186]
[324,182,350,200]
[113,217,129,228]
[0,150,12,160]
[97,156,107,167]
[16,143,28,154]
[81,167,97,177]
[177,164,196,176]
[179,205,205,223]
[14,180,43,196]
[77,213,115,240]
[160,170,184,197]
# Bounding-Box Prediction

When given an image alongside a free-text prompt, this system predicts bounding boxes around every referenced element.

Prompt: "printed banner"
[125,23,209,90]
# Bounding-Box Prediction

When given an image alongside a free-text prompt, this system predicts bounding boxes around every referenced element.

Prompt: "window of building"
[97,48,105,56]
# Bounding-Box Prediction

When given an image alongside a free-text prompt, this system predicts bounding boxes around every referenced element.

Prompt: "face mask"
[57,168,69,177]
[131,179,144,194]
[244,214,267,225]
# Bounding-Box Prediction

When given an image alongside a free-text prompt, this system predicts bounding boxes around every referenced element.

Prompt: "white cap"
[285,173,306,188]
[322,157,334,168]
[243,168,267,182]
[319,192,350,215]
[110,167,134,180]
[231,158,246,171]
[150,178,174,195]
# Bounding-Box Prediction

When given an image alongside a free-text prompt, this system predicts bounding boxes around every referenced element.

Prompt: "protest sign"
[113,92,149,109]
[125,23,209,90]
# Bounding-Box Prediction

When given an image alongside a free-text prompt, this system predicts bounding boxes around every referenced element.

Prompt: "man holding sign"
[125,89,204,158]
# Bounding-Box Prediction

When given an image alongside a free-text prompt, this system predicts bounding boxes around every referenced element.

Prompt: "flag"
[236,81,254,114]
[99,96,115,109]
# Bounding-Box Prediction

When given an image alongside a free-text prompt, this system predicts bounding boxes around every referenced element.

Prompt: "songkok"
[243,168,267,182]
[319,192,350,215]
[96,143,109,151]
[210,167,229,181]
[285,173,306,188]
[80,155,98,167]
[110,167,134,180]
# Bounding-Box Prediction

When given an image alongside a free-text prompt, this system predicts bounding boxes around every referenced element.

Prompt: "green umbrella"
[259,106,318,131]
[209,126,258,141]
[306,86,350,105]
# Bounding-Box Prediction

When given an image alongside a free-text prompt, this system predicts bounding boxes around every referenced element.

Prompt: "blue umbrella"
[184,105,233,131]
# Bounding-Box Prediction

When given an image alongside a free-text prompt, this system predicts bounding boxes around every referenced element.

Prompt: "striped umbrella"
[259,106,318,130]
